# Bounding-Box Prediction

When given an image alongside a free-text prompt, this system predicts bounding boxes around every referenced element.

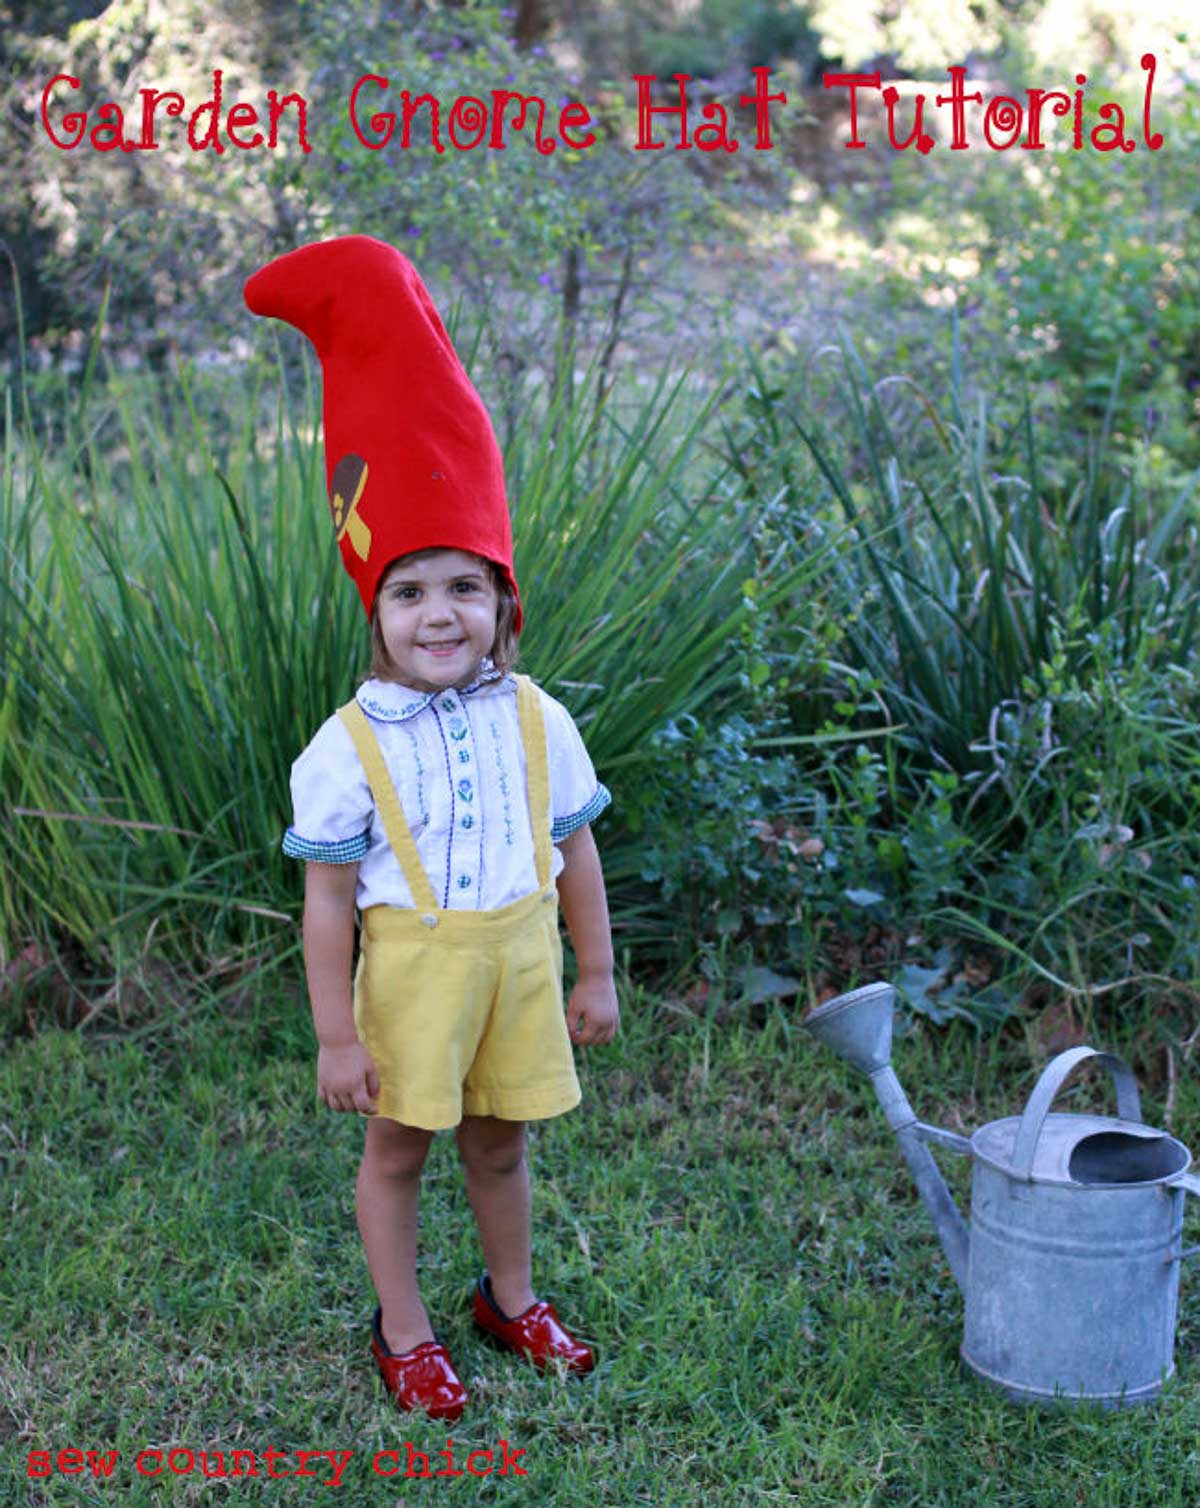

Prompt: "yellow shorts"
[353,888,581,1131]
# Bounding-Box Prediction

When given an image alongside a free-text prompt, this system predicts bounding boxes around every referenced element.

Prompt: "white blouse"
[283,670,611,912]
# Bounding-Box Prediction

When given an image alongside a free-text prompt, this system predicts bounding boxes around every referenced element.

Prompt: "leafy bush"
[720,337,1200,1017]
[865,75,1200,479]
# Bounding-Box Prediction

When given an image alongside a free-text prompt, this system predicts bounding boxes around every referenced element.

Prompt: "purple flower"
[532,44,545,56]
[408,225,422,238]
[1150,337,1161,349]
[538,272,553,287]
[430,49,445,61]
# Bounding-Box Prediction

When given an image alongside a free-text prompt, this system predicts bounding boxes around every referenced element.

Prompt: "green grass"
[4,981,1200,1507]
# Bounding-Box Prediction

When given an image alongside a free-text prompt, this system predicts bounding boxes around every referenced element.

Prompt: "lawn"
[4,972,1200,1507]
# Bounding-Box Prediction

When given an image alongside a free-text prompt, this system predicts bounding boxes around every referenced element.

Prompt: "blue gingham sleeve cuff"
[551,784,612,841]
[282,827,370,864]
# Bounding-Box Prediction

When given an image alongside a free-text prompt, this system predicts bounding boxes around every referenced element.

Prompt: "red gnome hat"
[244,235,521,628]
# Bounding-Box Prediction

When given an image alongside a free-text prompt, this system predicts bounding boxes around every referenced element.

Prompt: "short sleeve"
[538,690,612,842]
[281,713,374,864]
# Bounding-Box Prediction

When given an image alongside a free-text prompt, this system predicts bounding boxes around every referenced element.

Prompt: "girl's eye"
[454,581,479,594]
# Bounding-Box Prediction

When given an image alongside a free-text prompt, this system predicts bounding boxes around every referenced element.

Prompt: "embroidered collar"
[356,660,511,723]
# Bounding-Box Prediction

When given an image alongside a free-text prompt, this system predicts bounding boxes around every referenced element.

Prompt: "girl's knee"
[456,1115,526,1177]
[362,1117,433,1180]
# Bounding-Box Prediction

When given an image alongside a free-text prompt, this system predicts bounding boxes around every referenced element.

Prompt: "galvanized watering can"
[804,982,1200,1407]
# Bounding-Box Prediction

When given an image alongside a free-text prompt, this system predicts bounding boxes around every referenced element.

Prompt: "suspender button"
[542,889,556,902]
[420,913,439,928]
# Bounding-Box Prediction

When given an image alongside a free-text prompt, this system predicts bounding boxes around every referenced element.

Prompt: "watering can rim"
[970,1111,1194,1189]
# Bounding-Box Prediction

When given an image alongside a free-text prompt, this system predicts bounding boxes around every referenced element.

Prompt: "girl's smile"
[375,549,499,692]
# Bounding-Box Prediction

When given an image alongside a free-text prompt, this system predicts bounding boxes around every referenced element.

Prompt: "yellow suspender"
[336,673,553,909]
[337,700,439,912]
[515,674,553,894]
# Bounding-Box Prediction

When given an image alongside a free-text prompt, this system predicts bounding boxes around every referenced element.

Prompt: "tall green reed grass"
[0,345,828,1005]
[781,343,1200,775]
[725,338,1200,1016]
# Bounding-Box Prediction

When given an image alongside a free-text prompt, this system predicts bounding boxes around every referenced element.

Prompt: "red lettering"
[1141,52,1162,149]
[400,91,445,152]
[40,74,86,149]
[634,73,693,151]
[559,100,595,149]
[1073,74,1086,149]
[349,74,393,149]
[1023,88,1071,149]
[226,102,263,150]
[497,1438,528,1476]
[229,1450,259,1477]
[935,66,982,150]
[1092,101,1134,152]
[89,101,126,153]
[85,1450,120,1479]
[448,95,489,151]
[466,1449,493,1476]
[137,86,184,149]
[739,66,786,149]
[404,1444,434,1478]
[694,101,737,153]
[136,1451,164,1477]
[188,69,224,153]
[57,1450,84,1475]
[262,1448,291,1479]
[26,1451,52,1477]
[168,1449,195,1475]
[822,71,881,149]
[982,94,1023,150]
[487,88,554,153]
[437,1439,465,1478]
[373,1450,399,1477]
[266,89,311,151]
[882,85,933,153]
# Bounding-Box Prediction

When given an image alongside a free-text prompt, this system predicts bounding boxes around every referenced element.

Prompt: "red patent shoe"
[472,1273,595,1374]
[371,1308,467,1420]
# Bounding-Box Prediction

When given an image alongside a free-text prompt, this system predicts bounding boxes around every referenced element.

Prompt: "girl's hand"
[317,1041,380,1114]
[565,972,620,1047]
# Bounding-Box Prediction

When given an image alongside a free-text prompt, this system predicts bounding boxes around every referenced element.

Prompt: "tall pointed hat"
[244,235,521,627]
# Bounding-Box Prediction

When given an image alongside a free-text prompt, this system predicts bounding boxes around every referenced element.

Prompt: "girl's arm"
[303,861,379,1113]
[555,823,619,1046]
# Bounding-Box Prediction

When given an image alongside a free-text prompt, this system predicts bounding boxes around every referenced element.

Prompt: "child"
[245,236,619,1422]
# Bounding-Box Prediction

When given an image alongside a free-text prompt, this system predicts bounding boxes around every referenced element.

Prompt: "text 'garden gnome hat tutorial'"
[243,234,523,629]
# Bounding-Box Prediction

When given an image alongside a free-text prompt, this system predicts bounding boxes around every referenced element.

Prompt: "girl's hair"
[366,548,520,683]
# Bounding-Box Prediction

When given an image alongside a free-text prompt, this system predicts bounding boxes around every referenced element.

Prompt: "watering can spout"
[804,984,971,1294]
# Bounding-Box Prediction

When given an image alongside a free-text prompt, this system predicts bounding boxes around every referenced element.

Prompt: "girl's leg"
[356,1116,436,1353]
[456,1115,535,1316]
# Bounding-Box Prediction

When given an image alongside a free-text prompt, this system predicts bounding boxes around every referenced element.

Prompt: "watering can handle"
[1010,1046,1142,1182]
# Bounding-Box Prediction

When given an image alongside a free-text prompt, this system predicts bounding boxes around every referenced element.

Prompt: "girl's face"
[374,549,499,692]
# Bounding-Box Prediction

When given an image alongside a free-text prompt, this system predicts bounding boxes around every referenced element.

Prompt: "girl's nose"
[422,592,455,623]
